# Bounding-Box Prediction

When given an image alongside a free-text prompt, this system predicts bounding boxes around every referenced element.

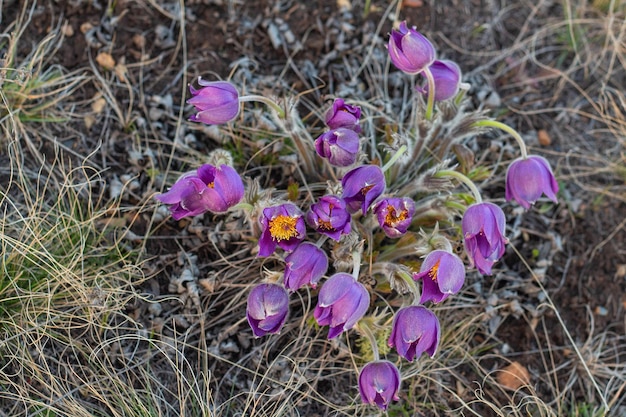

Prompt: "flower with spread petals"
[417,59,462,101]
[155,164,244,220]
[388,21,436,75]
[341,165,386,214]
[306,195,351,241]
[315,128,360,167]
[325,98,361,132]
[284,243,328,291]
[187,79,239,125]
[413,250,465,303]
[258,203,306,257]
[246,283,289,337]
[358,360,401,410]
[388,305,440,362]
[462,202,507,275]
[314,273,370,339]
[506,155,558,209]
[373,197,415,238]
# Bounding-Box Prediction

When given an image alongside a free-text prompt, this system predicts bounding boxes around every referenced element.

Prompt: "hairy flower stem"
[356,320,380,361]
[472,120,528,159]
[398,271,421,305]
[238,95,286,119]
[435,169,483,203]
[352,250,362,280]
[422,67,436,121]
[381,144,408,173]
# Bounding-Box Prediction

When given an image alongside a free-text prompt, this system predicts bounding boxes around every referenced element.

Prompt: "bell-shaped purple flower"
[314,273,370,339]
[506,155,558,209]
[325,98,361,132]
[283,243,328,291]
[462,202,507,275]
[246,283,289,337]
[358,360,401,410]
[341,165,386,214]
[413,250,465,304]
[373,197,415,238]
[388,21,436,75]
[258,203,307,257]
[314,128,360,167]
[187,79,239,125]
[418,60,462,101]
[388,305,440,362]
[306,195,351,241]
[155,164,244,220]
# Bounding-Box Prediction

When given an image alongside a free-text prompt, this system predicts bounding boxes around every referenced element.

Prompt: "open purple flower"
[388,305,440,362]
[341,165,386,214]
[314,273,370,339]
[325,98,361,132]
[462,202,507,275]
[258,203,306,257]
[246,283,289,337]
[155,164,244,220]
[506,155,558,209]
[314,128,360,167]
[187,79,240,125]
[358,360,401,410]
[388,21,436,75]
[306,195,351,241]
[373,197,415,238]
[413,250,465,304]
[284,243,328,291]
[418,59,462,101]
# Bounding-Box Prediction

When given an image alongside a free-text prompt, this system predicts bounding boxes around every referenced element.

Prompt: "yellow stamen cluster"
[428,260,441,282]
[269,215,299,241]
[384,206,408,227]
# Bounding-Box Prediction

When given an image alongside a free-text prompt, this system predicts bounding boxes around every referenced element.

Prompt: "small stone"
[96,52,116,70]
[537,129,552,146]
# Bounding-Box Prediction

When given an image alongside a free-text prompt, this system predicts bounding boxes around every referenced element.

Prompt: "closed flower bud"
[306,195,351,241]
[506,155,558,209]
[325,98,361,132]
[187,78,239,125]
[388,305,440,362]
[462,202,507,275]
[246,283,289,337]
[341,165,386,214]
[373,197,415,238]
[314,128,360,167]
[388,21,436,75]
[413,250,465,303]
[358,360,401,410]
[258,203,307,257]
[418,59,462,101]
[284,243,328,291]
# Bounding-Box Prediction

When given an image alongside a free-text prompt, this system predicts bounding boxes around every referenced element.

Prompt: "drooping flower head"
[258,203,306,257]
[155,164,244,220]
[283,243,328,291]
[506,155,558,209]
[413,250,465,304]
[306,194,351,241]
[388,305,440,362]
[314,273,370,339]
[388,21,436,75]
[246,283,289,337]
[324,98,361,132]
[373,197,416,238]
[462,202,507,275]
[417,59,462,101]
[187,79,240,125]
[358,360,401,410]
[341,165,386,214]
[314,128,360,167]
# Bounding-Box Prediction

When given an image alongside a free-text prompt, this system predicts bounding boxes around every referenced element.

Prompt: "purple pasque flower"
[462,202,507,275]
[358,360,401,410]
[373,197,416,238]
[314,273,370,339]
[325,98,361,132]
[413,250,465,304]
[506,155,558,209]
[418,59,462,101]
[306,195,351,241]
[341,165,386,214]
[246,283,289,337]
[314,128,360,167]
[258,203,307,257]
[388,305,440,362]
[155,164,244,220]
[283,243,328,291]
[187,78,239,125]
[388,21,436,75]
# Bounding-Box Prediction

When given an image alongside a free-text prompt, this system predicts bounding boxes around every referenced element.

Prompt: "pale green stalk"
[435,169,483,203]
[472,119,528,159]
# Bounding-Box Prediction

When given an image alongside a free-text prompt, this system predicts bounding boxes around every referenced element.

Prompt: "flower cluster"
[154,20,559,412]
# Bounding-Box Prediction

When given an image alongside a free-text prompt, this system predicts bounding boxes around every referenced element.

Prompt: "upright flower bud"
[324,98,361,132]
[306,195,351,241]
[388,305,440,362]
[373,197,415,238]
[462,202,507,275]
[413,250,465,304]
[388,21,436,75]
[283,243,328,291]
[155,164,244,220]
[258,203,306,257]
[314,273,370,339]
[314,128,360,167]
[341,165,386,214]
[246,283,289,337]
[506,155,558,209]
[418,59,462,101]
[358,360,401,410]
[187,79,239,125]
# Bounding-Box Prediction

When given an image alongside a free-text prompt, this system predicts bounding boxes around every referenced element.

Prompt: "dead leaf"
[537,129,551,146]
[92,97,107,114]
[496,362,530,390]
[61,22,74,37]
[337,0,351,10]
[403,0,424,7]
[96,52,116,70]
[84,115,95,129]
